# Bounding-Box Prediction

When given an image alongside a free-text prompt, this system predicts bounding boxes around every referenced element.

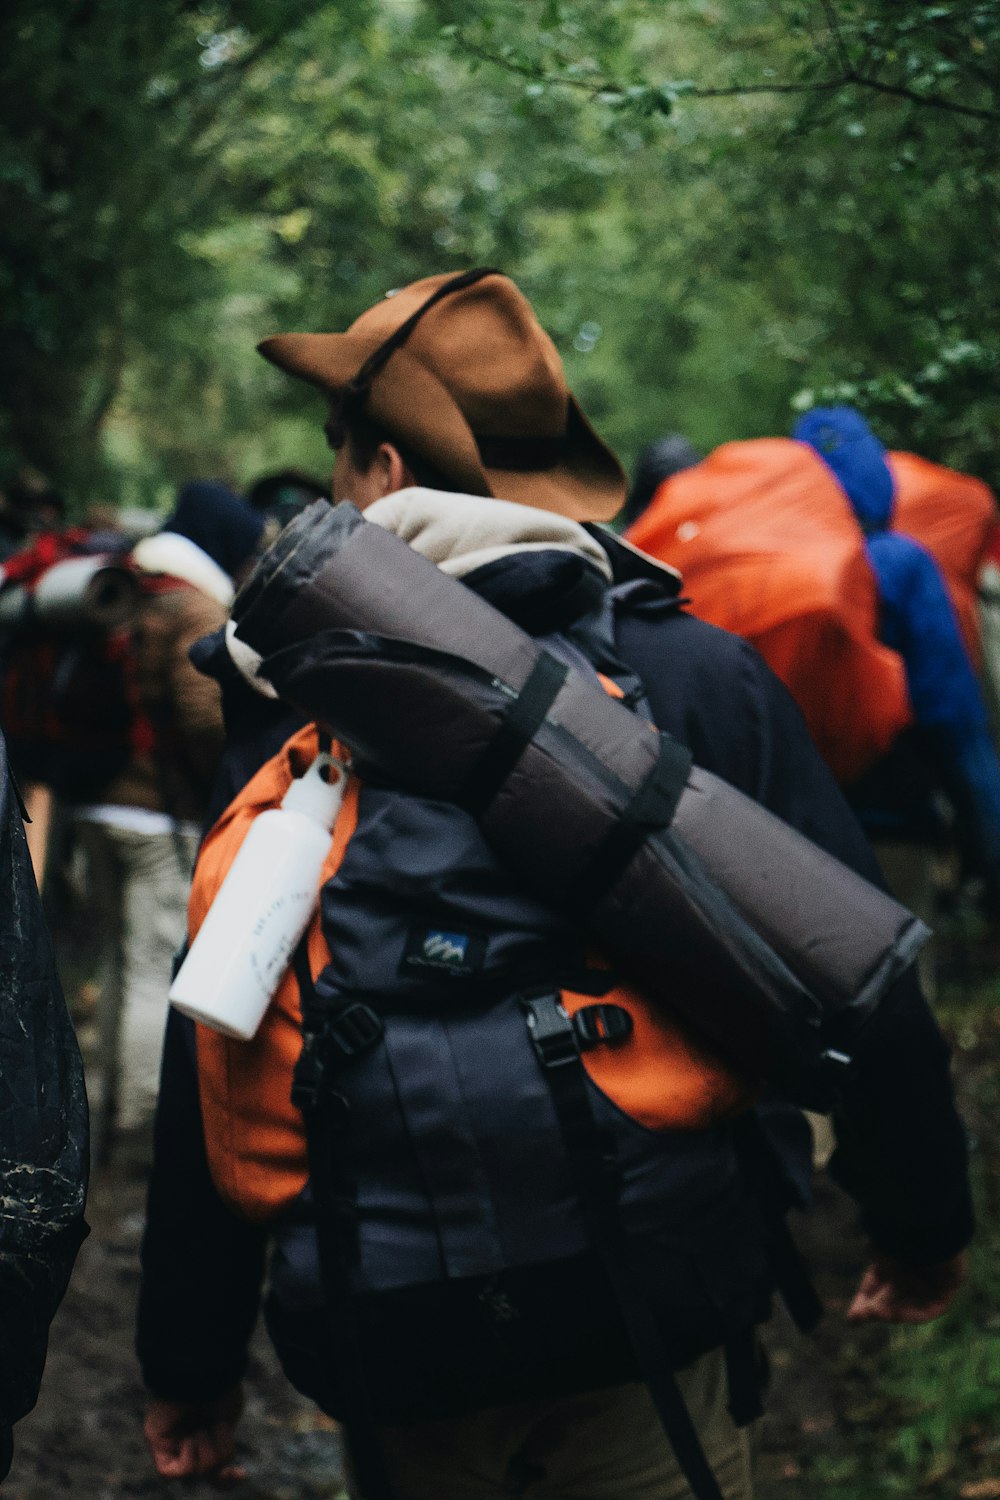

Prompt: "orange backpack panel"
[889,451,998,665]
[627,438,912,784]
[191,724,358,1222]
[562,981,758,1130]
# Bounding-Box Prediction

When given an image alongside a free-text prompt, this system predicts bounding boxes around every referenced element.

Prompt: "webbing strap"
[724,1335,765,1427]
[734,1116,823,1335]
[572,732,692,909]
[291,943,397,1500]
[461,651,569,818]
[524,994,727,1500]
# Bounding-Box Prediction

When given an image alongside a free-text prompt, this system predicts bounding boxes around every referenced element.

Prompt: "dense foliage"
[1,0,997,511]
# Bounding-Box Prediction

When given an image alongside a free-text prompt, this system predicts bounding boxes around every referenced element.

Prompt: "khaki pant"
[352,1350,752,1499]
[75,821,198,1136]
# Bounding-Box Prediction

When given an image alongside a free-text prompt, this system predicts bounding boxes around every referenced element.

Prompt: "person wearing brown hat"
[137,270,970,1499]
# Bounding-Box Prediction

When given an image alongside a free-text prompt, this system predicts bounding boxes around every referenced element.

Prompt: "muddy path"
[3,1151,348,1500]
[3,1149,883,1500]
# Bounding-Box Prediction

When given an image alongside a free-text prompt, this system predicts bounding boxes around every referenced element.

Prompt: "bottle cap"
[281,753,348,829]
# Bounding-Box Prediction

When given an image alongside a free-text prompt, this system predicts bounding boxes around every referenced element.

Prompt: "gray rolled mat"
[233,500,927,1108]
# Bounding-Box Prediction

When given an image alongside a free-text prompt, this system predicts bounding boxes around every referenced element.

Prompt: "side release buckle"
[291,1003,384,1115]
[327,1002,385,1061]
[524,993,579,1069]
[524,995,635,1069]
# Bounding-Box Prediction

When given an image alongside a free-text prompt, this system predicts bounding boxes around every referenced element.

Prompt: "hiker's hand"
[847,1251,966,1324]
[144,1386,246,1488]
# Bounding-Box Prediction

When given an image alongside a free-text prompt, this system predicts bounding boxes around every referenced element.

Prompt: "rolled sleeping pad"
[0,555,139,632]
[232,500,928,1108]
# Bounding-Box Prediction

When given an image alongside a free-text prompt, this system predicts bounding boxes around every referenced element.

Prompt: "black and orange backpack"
[186,694,810,1500]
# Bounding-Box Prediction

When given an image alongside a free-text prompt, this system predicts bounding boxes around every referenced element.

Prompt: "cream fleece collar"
[363,488,613,581]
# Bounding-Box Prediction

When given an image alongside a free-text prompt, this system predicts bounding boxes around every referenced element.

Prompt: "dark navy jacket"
[137,539,973,1408]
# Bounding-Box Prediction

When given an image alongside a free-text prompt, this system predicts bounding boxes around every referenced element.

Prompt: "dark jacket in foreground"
[0,728,89,1478]
[137,539,973,1416]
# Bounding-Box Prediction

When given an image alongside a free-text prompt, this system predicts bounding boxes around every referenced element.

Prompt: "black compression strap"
[734,1117,823,1336]
[461,652,569,819]
[291,939,397,1500]
[724,1334,765,1427]
[525,996,727,1500]
[573,732,692,909]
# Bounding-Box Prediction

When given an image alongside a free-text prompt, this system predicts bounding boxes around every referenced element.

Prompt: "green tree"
[0,0,340,499]
[2,0,997,508]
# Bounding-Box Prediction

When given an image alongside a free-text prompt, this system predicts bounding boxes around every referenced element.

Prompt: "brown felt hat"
[257,268,625,522]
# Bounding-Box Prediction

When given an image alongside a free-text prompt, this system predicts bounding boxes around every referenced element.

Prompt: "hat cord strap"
[343,266,501,404]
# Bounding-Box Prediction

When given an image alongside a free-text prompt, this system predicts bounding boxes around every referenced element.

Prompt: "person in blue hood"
[794,406,1000,902]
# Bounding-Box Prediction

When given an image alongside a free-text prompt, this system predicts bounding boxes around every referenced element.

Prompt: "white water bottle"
[169,754,349,1039]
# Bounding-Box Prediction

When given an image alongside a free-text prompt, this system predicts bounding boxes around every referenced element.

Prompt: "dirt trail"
[3,1153,348,1500]
[4,1141,882,1500]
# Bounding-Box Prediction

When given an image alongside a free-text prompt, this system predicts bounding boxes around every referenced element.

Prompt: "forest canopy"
[1,0,997,512]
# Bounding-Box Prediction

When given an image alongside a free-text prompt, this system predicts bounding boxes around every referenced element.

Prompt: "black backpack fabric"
[0,728,89,1476]
[260,612,815,1500]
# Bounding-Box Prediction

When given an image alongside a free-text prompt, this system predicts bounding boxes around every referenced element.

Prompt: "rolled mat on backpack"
[0,555,139,632]
[232,500,927,1109]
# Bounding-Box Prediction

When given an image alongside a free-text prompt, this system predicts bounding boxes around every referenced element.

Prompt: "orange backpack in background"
[628,439,999,785]
[888,451,998,666]
[627,438,912,784]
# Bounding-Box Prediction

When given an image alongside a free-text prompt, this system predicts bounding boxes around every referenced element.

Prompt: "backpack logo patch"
[403,924,486,977]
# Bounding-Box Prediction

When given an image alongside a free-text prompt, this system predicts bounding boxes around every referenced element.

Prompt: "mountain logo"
[422,931,468,966]
[403,923,487,977]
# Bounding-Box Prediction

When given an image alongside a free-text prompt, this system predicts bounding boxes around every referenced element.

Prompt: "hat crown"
[346,273,568,439]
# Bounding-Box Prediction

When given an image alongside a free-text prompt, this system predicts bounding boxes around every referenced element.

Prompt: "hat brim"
[259,331,625,523]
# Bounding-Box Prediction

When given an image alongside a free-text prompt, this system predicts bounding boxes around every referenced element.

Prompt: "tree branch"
[455,38,1000,123]
[844,71,1000,122]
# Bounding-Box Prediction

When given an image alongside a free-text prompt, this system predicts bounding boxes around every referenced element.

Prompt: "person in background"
[0,723,89,1482]
[620,433,701,531]
[246,468,329,544]
[794,407,1000,924]
[73,480,263,1154]
[626,416,1000,959]
[1,474,68,549]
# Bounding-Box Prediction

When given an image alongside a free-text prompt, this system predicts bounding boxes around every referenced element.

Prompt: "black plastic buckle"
[524,993,579,1069]
[291,1004,384,1114]
[572,1003,633,1051]
[326,1002,384,1061]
